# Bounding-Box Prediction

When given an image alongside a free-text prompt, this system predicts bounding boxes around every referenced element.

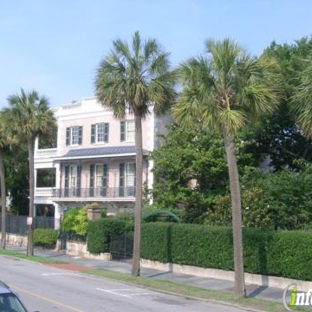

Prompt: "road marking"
[96,287,131,298]
[42,272,76,276]
[96,287,152,298]
[11,284,85,312]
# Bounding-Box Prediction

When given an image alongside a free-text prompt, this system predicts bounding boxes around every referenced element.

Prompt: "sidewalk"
[5,245,284,303]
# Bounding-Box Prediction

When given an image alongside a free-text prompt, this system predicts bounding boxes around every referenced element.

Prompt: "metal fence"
[110,234,133,260]
[0,215,55,234]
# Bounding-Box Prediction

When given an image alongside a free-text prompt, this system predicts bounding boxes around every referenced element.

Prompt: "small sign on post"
[27,217,33,226]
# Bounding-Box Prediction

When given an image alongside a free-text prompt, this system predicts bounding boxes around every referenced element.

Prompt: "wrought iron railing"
[52,187,135,198]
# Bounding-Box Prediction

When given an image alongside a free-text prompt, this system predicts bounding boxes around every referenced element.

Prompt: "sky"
[1,0,312,109]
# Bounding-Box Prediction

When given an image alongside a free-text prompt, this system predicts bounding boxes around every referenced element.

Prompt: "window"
[66,126,83,146]
[90,164,108,196]
[91,123,109,144]
[120,120,135,142]
[119,163,135,196]
[36,168,56,187]
[64,165,81,197]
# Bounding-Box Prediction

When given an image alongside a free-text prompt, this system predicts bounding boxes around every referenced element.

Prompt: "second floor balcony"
[51,187,135,201]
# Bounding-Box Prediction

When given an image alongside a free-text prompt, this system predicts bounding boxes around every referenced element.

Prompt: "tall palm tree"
[5,89,56,256]
[172,38,281,297]
[0,110,18,249]
[291,57,312,137]
[95,31,175,276]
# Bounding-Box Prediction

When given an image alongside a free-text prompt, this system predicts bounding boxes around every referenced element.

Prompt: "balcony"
[36,148,57,158]
[51,187,135,201]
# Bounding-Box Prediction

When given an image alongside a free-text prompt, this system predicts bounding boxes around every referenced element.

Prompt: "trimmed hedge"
[141,223,312,281]
[33,228,58,248]
[87,218,131,254]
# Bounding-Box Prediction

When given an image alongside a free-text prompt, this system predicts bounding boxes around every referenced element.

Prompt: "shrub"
[141,223,312,281]
[87,218,132,254]
[33,228,58,248]
[61,208,79,232]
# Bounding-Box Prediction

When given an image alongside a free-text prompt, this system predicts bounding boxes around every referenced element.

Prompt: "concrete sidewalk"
[5,245,284,304]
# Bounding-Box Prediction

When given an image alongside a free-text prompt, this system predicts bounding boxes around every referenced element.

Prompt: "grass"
[0,248,310,312]
[0,248,65,264]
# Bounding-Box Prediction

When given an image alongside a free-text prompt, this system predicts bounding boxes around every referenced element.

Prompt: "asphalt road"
[0,255,249,312]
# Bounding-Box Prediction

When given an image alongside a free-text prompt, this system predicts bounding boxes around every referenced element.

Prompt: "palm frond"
[95,31,175,119]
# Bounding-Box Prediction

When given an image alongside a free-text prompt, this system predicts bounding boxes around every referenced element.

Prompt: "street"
[0,255,249,312]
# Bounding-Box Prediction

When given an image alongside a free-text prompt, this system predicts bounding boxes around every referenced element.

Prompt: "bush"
[141,223,312,281]
[87,218,133,254]
[61,208,79,232]
[33,228,58,248]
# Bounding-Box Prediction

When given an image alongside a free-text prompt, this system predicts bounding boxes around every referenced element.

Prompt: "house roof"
[54,145,148,161]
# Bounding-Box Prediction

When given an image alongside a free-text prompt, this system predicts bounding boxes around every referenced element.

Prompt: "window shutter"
[120,121,125,141]
[64,166,69,197]
[77,165,82,196]
[78,126,83,145]
[104,123,109,143]
[102,164,108,196]
[91,125,96,144]
[119,163,125,196]
[66,128,70,146]
[90,164,95,196]
[103,164,108,187]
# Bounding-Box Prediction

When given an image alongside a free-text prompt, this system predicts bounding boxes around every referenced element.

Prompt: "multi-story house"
[34,97,172,228]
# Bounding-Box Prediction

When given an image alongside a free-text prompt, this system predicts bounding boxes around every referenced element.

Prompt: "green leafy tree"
[207,167,312,230]
[292,54,312,137]
[5,146,29,214]
[95,31,175,276]
[0,110,19,248]
[172,38,281,297]
[246,37,312,170]
[5,89,56,256]
[150,125,259,224]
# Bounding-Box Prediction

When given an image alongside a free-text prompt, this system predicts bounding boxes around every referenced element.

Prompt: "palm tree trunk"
[27,137,35,256]
[0,149,6,249]
[224,131,246,298]
[131,112,143,276]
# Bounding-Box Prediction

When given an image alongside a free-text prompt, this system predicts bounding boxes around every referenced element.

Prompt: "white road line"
[96,288,132,298]
[127,293,152,296]
[42,273,76,276]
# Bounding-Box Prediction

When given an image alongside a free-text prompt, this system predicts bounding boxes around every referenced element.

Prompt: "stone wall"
[0,233,27,247]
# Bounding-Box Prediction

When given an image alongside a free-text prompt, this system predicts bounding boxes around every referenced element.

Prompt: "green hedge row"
[141,223,312,281]
[33,228,58,248]
[87,218,131,254]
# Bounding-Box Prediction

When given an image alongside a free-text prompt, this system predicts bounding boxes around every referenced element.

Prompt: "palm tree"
[95,31,175,276]
[172,38,281,297]
[5,89,56,256]
[0,113,8,249]
[0,110,18,249]
[291,57,312,137]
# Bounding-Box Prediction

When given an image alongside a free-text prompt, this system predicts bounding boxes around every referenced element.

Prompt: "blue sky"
[1,0,311,109]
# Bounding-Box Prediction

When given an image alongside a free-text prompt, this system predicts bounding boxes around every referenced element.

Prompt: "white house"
[34,97,172,228]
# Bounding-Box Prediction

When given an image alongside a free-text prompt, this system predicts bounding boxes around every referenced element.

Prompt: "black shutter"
[104,123,109,143]
[120,121,125,141]
[102,164,108,196]
[66,128,70,146]
[64,166,69,197]
[77,165,82,196]
[91,125,96,144]
[90,164,94,196]
[78,126,83,145]
[119,163,125,196]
